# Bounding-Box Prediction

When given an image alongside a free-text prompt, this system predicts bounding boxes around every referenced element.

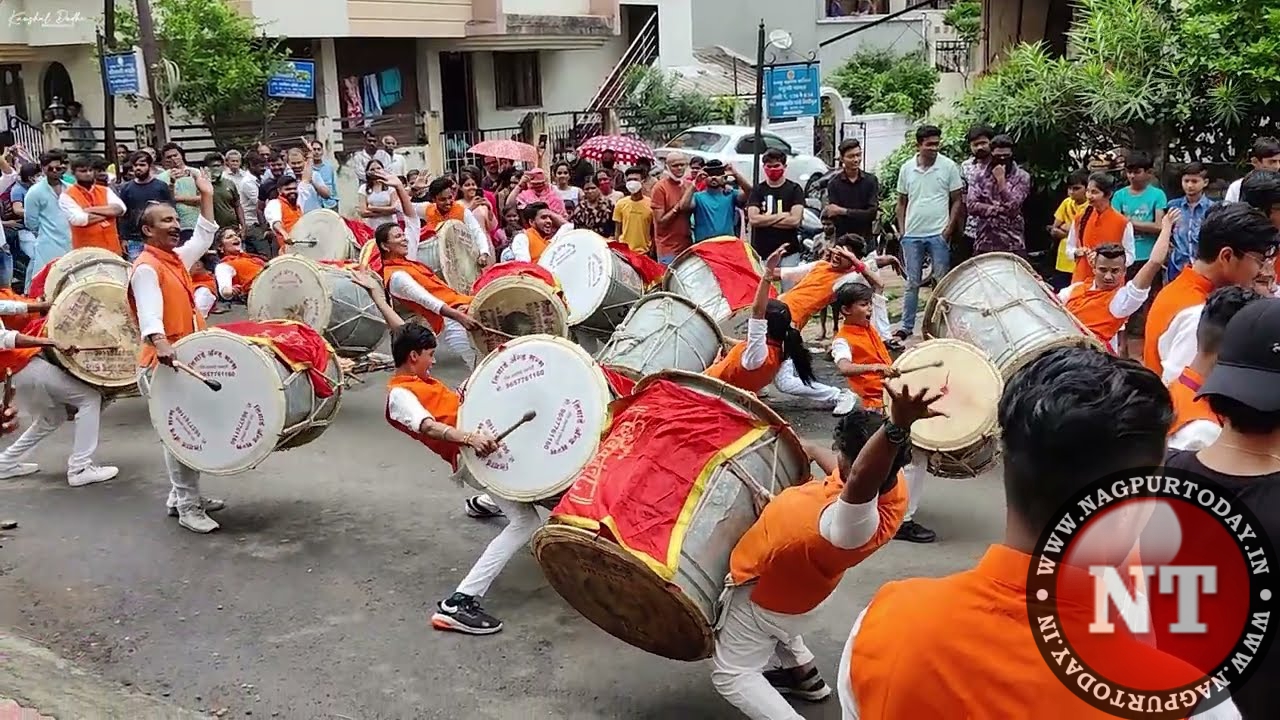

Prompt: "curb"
[0,633,207,720]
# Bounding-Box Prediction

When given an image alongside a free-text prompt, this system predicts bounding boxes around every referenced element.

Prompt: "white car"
[653,125,830,191]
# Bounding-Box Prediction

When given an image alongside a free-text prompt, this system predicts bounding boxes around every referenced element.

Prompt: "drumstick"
[492,410,537,442]
[479,324,516,340]
[71,344,123,352]
[896,360,944,375]
[170,360,223,392]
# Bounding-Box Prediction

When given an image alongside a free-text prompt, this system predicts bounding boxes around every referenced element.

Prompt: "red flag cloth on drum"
[473,261,560,295]
[601,366,636,397]
[608,242,665,287]
[552,378,766,577]
[343,217,375,248]
[27,262,53,301]
[685,240,776,309]
[220,320,337,398]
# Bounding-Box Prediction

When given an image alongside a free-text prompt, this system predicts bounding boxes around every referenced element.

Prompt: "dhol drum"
[923,252,1103,378]
[437,219,482,294]
[595,292,724,380]
[144,326,343,475]
[45,248,129,301]
[43,278,141,391]
[287,209,359,263]
[247,255,387,358]
[467,276,569,356]
[532,370,810,661]
[538,229,644,335]
[663,237,767,341]
[457,335,626,505]
[883,339,1003,478]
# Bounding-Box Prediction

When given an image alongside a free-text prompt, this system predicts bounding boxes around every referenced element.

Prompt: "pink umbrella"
[577,135,655,164]
[468,139,538,164]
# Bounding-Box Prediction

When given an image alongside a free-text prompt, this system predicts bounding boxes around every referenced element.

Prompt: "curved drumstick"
[493,410,537,442]
[896,360,944,375]
[171,360,223,392]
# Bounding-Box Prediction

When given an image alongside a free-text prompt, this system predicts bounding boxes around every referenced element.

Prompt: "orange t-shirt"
[1063,282,1127,346]
[779,261,850,329]
[385,373,462,470]
[835,321,892,408]
[1071,206,1130,283]
[705,338,783,393]
[66,183,123,255]
[650,177,693,259]
[190,267,216,296]
[730,471,907,615]
[128,247,207,367]
[1143,266,1215,378]
[1168,367,1220,437]
[380,257,472,333]
[222,254,265,293]
[848,544,1206,719]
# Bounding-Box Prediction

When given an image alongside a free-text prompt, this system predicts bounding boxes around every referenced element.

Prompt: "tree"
[825,50,939,119]
[617,66,723,143]
[943,0,981,44]
[111,0,288,146]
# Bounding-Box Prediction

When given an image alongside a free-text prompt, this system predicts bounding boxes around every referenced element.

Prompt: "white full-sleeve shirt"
[129,215,219,338]
[58,186,126,226]
[738,317,769,371]
[387,386,434,432]
[214,263,237,299]
[1157,304,1204,385]
[262,183,317,230]
[1065,218,1135,266]
[387,203,447,315]
[1057,280,1150,353]
[0,299,29,316]
[0,328,16,349]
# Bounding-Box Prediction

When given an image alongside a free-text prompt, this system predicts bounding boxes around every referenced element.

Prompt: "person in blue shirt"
[1165,162,1215,282]
[308,139,339,211]
[1112,150,1167,269]
[22,150,73,293]
[687,159,750,242]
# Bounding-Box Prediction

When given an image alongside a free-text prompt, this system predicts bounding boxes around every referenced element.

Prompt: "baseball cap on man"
[702,159,727,176]
[1198,297,1280,411]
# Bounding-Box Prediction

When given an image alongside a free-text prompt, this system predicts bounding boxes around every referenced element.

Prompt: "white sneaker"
[833,389,860,416]
[67,465,118,487]
[0,463,39,479]
[177,504,219,533]
[167,497,226,517]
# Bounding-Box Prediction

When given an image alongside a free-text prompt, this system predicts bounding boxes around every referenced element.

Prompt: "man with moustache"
[59,155,125,255]
[117,151,176,261]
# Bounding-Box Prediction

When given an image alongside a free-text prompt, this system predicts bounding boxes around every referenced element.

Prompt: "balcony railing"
[934,39,972,73]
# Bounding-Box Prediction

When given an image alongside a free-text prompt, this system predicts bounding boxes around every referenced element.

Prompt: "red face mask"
[598,180,612,194]
[764,166,786,182]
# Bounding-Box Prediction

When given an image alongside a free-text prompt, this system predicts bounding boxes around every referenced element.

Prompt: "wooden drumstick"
[479,324,516,340]
[896,360,944,375]
[70,344,123,353]
[492,410,537,442]
[170,360,222,392]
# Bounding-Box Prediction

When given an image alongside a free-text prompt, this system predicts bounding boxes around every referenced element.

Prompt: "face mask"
[625,180,642,194]
[764,166,786,182]
[598,180,612,194]
[668,167,686,180]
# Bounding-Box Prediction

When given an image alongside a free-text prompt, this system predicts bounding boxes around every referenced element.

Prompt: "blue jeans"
[0,247,12,289]
[900,234,950,334]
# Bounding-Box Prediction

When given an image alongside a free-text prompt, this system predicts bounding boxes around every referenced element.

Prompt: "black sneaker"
[464,494,504,519]
[892,328,911,342]
[431,592,503,635]
[895,520,937,544]
[764,664,832,702]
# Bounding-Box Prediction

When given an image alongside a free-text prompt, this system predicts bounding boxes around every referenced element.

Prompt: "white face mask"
[625,180,642,194]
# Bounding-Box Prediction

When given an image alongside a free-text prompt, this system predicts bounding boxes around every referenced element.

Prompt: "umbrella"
[468,139,538,164]
[577,135,655,164]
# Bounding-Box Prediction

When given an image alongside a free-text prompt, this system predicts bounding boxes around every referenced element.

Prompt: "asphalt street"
[0,318,1005,719]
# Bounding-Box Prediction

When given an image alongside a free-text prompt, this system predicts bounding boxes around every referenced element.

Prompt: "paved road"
[0,323,1004,719]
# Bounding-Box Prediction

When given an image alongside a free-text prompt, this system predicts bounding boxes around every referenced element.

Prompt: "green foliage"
[943,0,982,44]
[825,50,939,119]
[618,66,718,143]
[110,0,287,139]
[875,120,968,209]
[710,96,743,125]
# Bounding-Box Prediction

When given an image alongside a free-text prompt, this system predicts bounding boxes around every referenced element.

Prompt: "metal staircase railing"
[8,116,44,156]
[586,10,659,114]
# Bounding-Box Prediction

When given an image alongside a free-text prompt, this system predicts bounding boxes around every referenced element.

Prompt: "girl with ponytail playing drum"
[706,246,817,395]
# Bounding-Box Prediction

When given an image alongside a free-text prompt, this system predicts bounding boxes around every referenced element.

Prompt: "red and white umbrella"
[577,135,655,164]
[468,139,538,164]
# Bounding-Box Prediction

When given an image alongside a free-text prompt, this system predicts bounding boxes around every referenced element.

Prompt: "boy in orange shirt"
[1166,286,1261,451]
[712,384,942,720]
[830,282,898,410]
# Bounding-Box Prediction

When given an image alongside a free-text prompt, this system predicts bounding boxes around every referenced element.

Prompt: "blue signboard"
[267,60,316,100]
[764,63,821,121]
[103,52,141,96]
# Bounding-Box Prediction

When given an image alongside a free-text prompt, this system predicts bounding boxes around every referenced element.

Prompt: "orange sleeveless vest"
[705,339,783,393]
[836,321,892,408]
[524,227,550,263]
[779,261,848,329]
[224,254,265,292]
[1064,282,1127,346]
[425,201,466,232]
[1071,206,1130,283]
[385,373,462,470]
[1144,267,1215,378]
[128,247,207,367]
[279,199,303,234]
[1168,367,1221,437]
[380,257,472,333]
[67,183,123,255]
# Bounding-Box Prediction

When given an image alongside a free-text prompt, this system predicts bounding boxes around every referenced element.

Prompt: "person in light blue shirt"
[1165,162,1215,282]
[894,124,963,340]
[160,142,201,242]
[688,159,749,242]
[23,150,73,293]
[308,139,339,210]
[1111,151,1167,264]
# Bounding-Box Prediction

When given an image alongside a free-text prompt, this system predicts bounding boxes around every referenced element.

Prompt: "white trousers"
[194,287,216,318]
[455,494,541,598]
[712,585,814,720]
[438,318,476,369]
[903,455,925,522]
[137,370,203,508]
[0,357,101,473]
[773,358,842,406]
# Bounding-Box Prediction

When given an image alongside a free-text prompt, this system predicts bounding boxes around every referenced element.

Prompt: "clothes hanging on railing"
[361,74,383,119]
[378,68,403,109]
[341,76,363,121]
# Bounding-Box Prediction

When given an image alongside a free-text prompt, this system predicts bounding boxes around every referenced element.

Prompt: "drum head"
[884,339,1003,453]
[357,239,382,272]
[146,329,288,475]
[468,276,569,356]
[45,247,121,301]
[51,255,131,300]
[247,255,335,332]
[458,335,611,502]
[45,278,141,388]
[533,523,713,661]
[437,219,482,294]
[538,229,613,325]
[287,209,357,262]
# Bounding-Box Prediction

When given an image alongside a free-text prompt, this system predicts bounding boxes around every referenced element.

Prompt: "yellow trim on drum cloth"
[236,319,337,374]
[552,425,767,581]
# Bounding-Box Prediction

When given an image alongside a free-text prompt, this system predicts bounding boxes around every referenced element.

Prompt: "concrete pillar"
[314,116,336,157]
[423,112,444,176]
[315,38,341,147]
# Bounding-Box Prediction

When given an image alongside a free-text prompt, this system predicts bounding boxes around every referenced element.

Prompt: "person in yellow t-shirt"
[612,166,655,254]
[1048,169,1090,290]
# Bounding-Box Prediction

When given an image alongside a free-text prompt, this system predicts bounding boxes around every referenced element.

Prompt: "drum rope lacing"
[933,260,1072,348]
[601,302,715,373]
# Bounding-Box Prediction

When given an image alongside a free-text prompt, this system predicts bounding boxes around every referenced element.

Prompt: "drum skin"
[286,209,358,263]
[662,237,765,342]
[437,219,482,294]
[595,292,723,380]
[467,275,569,357]
[44,278,141,390]
[44,248,125,302]
[538,229,643,334]
[247,255,387,358]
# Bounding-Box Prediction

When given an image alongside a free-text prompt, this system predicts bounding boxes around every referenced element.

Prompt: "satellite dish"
[768,29,793,51]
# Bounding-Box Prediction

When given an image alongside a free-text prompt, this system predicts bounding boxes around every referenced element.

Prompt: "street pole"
[98,0,117,159]
[135,0,168,147]
[752,20,765,189]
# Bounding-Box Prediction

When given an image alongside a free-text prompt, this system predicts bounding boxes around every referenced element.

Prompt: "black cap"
[1198,297,1280,412]
[703,159,727,175]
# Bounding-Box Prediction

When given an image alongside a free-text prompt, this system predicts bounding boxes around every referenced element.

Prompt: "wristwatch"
[884,421,910,446]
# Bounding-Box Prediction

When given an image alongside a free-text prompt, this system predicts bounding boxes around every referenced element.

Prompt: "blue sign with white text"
[103,52,140,96]
[267,60,316,100]
[765,63,821,120]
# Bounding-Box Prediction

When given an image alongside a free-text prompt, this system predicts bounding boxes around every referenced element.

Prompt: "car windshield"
[665,131,728,153]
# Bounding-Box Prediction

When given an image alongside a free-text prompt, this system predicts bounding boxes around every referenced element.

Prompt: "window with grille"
[493,52,542,109]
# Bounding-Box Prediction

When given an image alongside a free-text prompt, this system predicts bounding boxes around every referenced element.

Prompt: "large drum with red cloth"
[467,263,569,356]
[287,209,358,263]
[538,229,644,335]
[247,255,387,358]
[595,292,723,380]
[662,237,768,342]
[143,323,344,475]
[532,370,811,661]
[457,334,634,504]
